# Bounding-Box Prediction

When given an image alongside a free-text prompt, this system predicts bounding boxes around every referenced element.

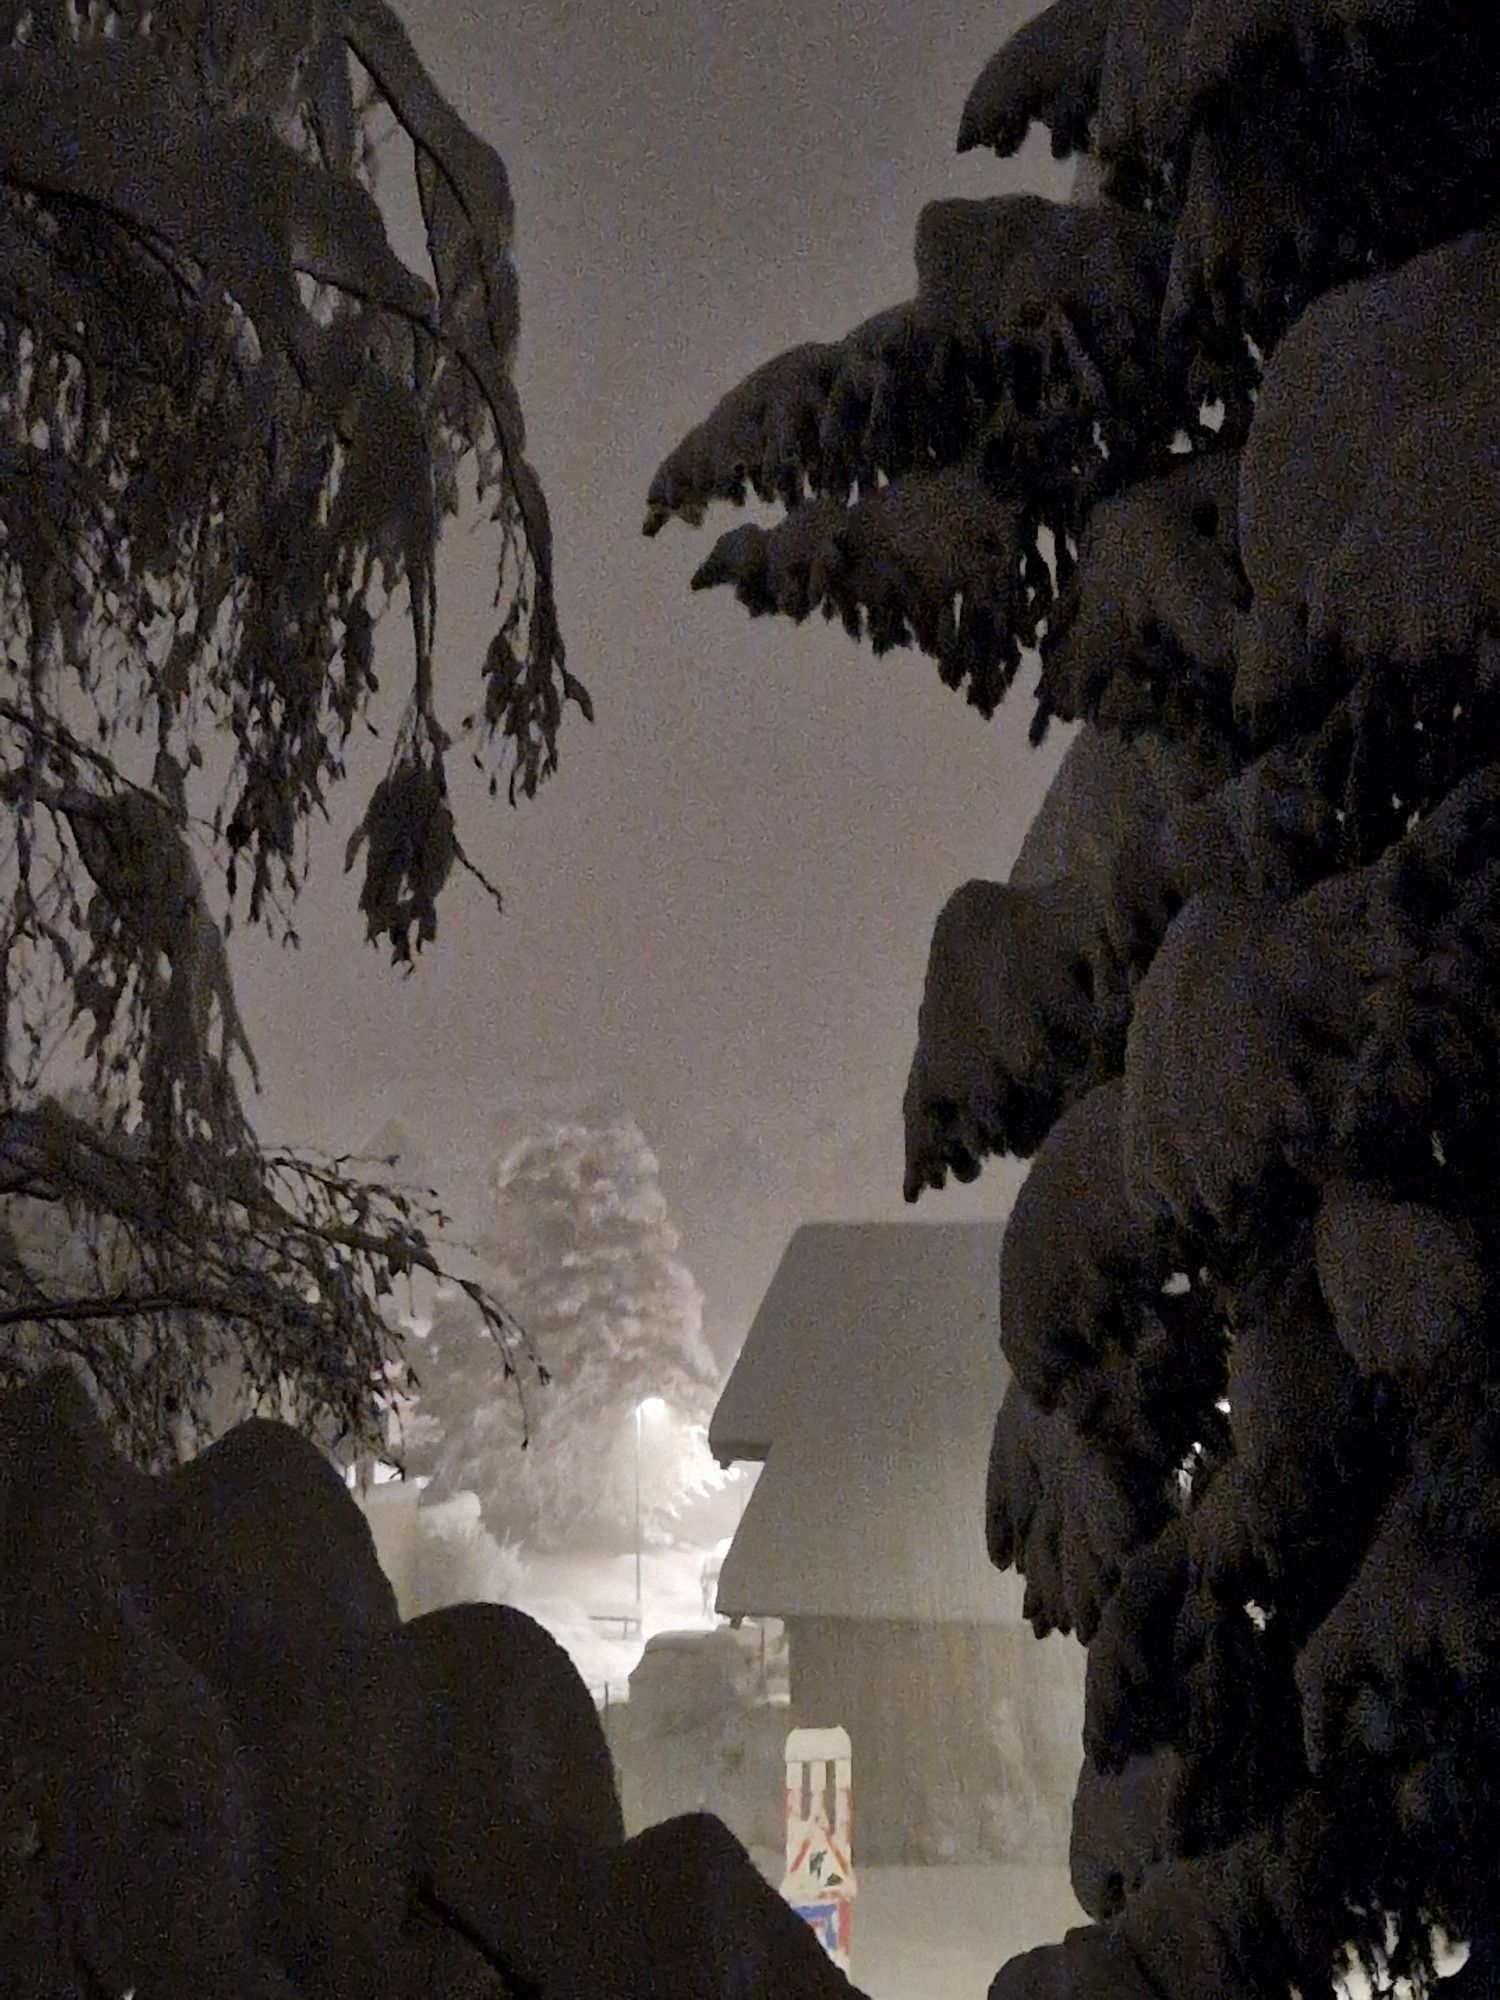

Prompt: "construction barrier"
[780,1725,856,1972]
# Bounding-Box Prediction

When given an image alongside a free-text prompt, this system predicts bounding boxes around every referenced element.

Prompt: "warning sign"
[780,1725,856,1972]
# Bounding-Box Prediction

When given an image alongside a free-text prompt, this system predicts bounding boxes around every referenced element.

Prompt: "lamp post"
[634,1396,666,1627]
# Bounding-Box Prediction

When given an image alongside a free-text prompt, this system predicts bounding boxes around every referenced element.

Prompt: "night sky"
[232,0,1074,1366]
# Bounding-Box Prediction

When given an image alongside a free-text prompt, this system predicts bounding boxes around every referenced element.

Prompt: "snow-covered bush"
[407,1492,531,1620]
[609,1627,788,1863]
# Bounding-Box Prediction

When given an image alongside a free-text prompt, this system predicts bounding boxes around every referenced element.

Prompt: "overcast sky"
[232,0,1073,1366]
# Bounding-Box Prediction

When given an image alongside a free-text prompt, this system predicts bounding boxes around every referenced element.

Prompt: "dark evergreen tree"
[647,4,1500,1994]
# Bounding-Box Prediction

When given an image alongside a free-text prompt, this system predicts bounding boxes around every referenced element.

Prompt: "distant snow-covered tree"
[399,1115,726,1551]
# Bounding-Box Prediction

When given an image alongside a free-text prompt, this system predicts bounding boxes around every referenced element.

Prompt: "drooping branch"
[0,1096,543,1466]
[0,1,573,1464]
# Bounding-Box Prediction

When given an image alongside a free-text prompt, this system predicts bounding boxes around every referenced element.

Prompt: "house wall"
[786,1616,1085,1866]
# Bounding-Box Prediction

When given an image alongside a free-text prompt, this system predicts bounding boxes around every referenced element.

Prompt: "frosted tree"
[648,5,1500,1998]
[0,1,588,1465]
[400,1114,725,1550]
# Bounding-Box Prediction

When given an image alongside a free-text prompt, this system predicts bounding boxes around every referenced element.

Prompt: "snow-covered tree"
[0,1,586,1466]
[649,6,1500,1998]
[400,1114,726,1551]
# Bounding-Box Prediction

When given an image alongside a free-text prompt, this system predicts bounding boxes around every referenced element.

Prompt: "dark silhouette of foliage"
[648,2,1500,1994]
[0,0,587,1464]
[1,1364,847,1997]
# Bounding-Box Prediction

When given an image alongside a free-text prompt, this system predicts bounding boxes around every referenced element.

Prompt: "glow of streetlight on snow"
[637,1395,666,1420]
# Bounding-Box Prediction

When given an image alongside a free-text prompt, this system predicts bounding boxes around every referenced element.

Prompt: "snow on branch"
[957,0,1112,160]
[967,0,1482,170]
[648,196,1175,551]
[913,195,1170,402]
[1238,226,1500,741]
[902,874,1105,1195]
[692,462,1037,714]
[644,305,981,536]
[641,9,1500,1993]
[648,191,1211,742]
[0,0,571,1463]
[964,0,1500,382]
[0,4,586,966]
[0,1097,540,1469]
[1041,450,1245,744]
[999,1082,1226,1487]
[645,341,847,532]
[986,1379,1161,1642]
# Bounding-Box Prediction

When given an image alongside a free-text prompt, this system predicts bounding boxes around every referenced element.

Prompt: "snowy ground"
[849,1865,1084,2000]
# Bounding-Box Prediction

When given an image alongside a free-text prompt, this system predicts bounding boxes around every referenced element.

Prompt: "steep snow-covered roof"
[712,1221,1025,1625]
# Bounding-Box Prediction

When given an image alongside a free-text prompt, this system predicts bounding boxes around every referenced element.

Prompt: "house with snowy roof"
[710,1219,1085,1865]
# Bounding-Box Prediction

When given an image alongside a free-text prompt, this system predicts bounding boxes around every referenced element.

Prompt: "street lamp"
[634,1395,666,1626]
